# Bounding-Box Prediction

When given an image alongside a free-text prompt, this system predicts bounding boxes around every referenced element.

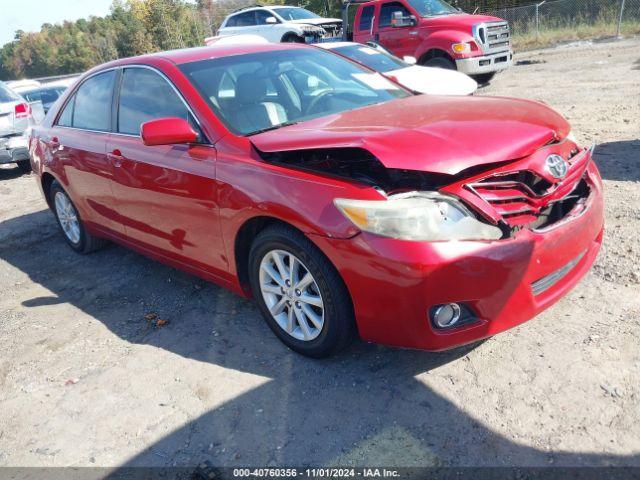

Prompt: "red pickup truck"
[343,0,513,83]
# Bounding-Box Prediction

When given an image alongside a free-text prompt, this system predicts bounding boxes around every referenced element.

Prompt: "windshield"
[0,83,20,103]
[180,48,410,136]
[406,0,458,17]
[274,7,321,20]
[332,45,406,73]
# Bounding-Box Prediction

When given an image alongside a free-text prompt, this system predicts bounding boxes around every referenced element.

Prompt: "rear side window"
[358,6,375,31]
[234,11,257,26]
[117,68,190,136]
[72,71,115,131]
[379,1,411,27]
[57,96,74,127]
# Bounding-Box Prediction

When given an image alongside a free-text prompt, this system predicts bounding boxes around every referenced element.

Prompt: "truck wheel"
[248,224,356,358]
[472,73,496,85]
[423,57,456,70]
[16,160,31,174]
[50,180,107,254]
[281,33,304,43]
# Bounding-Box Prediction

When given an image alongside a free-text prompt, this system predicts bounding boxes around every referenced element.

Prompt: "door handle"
[49,136,60,150]
[108,149,125,167]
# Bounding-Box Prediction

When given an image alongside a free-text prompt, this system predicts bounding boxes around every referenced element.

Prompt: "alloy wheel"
[54,191,81,244]
[258,249,325,341]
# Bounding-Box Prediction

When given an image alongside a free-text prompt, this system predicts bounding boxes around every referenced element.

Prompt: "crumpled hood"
[288,18,342,26]
[250,95,570,176]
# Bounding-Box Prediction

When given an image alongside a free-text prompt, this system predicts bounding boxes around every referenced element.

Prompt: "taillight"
[14,102,31,119]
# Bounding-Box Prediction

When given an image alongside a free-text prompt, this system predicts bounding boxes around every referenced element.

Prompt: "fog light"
[432,303,462,328]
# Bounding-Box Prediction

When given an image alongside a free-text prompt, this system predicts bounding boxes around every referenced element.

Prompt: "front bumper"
[0,135,30,165]
[311,161,604,351]
[456,50,513,75]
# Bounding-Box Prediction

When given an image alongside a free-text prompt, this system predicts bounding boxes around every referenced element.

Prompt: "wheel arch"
[418,48,456,66]
[280,31,304,42]
[41,172,57,210]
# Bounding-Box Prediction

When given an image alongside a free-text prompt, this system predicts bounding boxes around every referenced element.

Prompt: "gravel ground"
[0,37,638,472]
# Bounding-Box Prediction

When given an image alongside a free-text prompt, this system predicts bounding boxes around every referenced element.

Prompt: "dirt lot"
[0,38,639,471]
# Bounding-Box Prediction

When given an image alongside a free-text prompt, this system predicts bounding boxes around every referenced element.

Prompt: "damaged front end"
[256,138,597,242]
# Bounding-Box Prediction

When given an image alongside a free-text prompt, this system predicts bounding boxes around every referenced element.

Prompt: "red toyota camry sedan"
[29,43,604,358]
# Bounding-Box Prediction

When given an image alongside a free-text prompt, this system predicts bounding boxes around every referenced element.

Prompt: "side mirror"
[403,56,417,64]
[141,117,198,146]
[391,11,417,27]
[265,16,277,24]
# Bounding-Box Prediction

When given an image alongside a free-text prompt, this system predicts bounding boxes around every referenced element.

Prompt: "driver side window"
[379,2,411,28]
[256,10,278,24]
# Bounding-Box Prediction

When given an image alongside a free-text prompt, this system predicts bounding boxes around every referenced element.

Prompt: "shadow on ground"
[594,140,640,182]
[1,207,638,471]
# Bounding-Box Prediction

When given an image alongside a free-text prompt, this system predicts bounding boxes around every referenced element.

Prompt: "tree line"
[1,0,537,80]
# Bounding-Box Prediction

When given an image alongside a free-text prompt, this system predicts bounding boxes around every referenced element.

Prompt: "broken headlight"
[334,192,502,241]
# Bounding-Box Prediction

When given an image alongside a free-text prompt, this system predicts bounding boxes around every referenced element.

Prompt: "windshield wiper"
[247,121,300,136]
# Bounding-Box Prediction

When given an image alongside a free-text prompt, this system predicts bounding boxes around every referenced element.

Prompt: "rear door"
[47,70,125,236]
[107,66,226,276]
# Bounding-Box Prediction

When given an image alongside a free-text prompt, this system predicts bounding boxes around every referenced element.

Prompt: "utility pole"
[617,0,626,37]
[535,1,546,39]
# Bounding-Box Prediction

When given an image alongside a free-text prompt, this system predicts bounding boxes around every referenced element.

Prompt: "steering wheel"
[305,90,334,116]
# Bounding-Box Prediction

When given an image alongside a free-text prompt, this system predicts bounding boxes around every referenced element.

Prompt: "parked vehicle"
[0,81,32,173]
[30,43,603,357]
[343,0,513,83]
[15,84,68,115]
[217,5,341,43]
[318,41,477,95]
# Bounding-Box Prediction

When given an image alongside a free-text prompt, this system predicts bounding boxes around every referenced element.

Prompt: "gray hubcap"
[54,191,81,244]
[259,249,324,341]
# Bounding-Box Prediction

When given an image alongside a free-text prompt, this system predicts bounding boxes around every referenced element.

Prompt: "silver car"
[0,81,32,173]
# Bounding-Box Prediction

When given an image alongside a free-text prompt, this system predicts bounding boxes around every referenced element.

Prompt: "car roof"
[96,43,307,70]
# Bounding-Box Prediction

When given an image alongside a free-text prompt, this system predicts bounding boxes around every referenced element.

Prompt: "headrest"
[236,73,268,105]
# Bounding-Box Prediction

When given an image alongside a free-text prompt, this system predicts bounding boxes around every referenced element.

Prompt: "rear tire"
[50,180,107,254]
[248,224,356,358]
[16,160,31,173]
[423,56,456,70]
[472,72,496,85]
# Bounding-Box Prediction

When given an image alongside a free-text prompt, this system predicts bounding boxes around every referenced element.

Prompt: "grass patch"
[512,21,640,50]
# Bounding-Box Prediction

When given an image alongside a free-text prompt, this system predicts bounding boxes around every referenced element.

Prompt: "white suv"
[217,5,342,44]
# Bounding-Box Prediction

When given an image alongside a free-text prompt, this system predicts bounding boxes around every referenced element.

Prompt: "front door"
[376,1,420,58]
[107,66,227,277]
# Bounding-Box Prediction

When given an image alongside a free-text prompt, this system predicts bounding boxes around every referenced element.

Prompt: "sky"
[0,0,114,47]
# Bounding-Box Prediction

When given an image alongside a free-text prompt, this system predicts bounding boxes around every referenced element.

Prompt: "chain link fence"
[478,0,640,48]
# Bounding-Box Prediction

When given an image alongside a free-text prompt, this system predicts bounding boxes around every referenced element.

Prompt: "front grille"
[531,251,586,295]
[320,22,341,37]
[476,21,511,54]
[466,171,553,226]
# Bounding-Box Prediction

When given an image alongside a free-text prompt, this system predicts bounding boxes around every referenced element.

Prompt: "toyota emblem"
[545,154,568,179]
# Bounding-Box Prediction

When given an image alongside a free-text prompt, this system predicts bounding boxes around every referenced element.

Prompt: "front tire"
[423,56,456,70]
[50,180,107,253]
[281,33,304,43]
[248,224,356,358]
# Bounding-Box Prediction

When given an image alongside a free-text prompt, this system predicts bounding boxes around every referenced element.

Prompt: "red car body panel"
[251,95,570,175]
[30,44,604,352]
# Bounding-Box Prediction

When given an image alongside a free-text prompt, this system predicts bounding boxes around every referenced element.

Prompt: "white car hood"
[387,65,478,96]
[287,18,342,25]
